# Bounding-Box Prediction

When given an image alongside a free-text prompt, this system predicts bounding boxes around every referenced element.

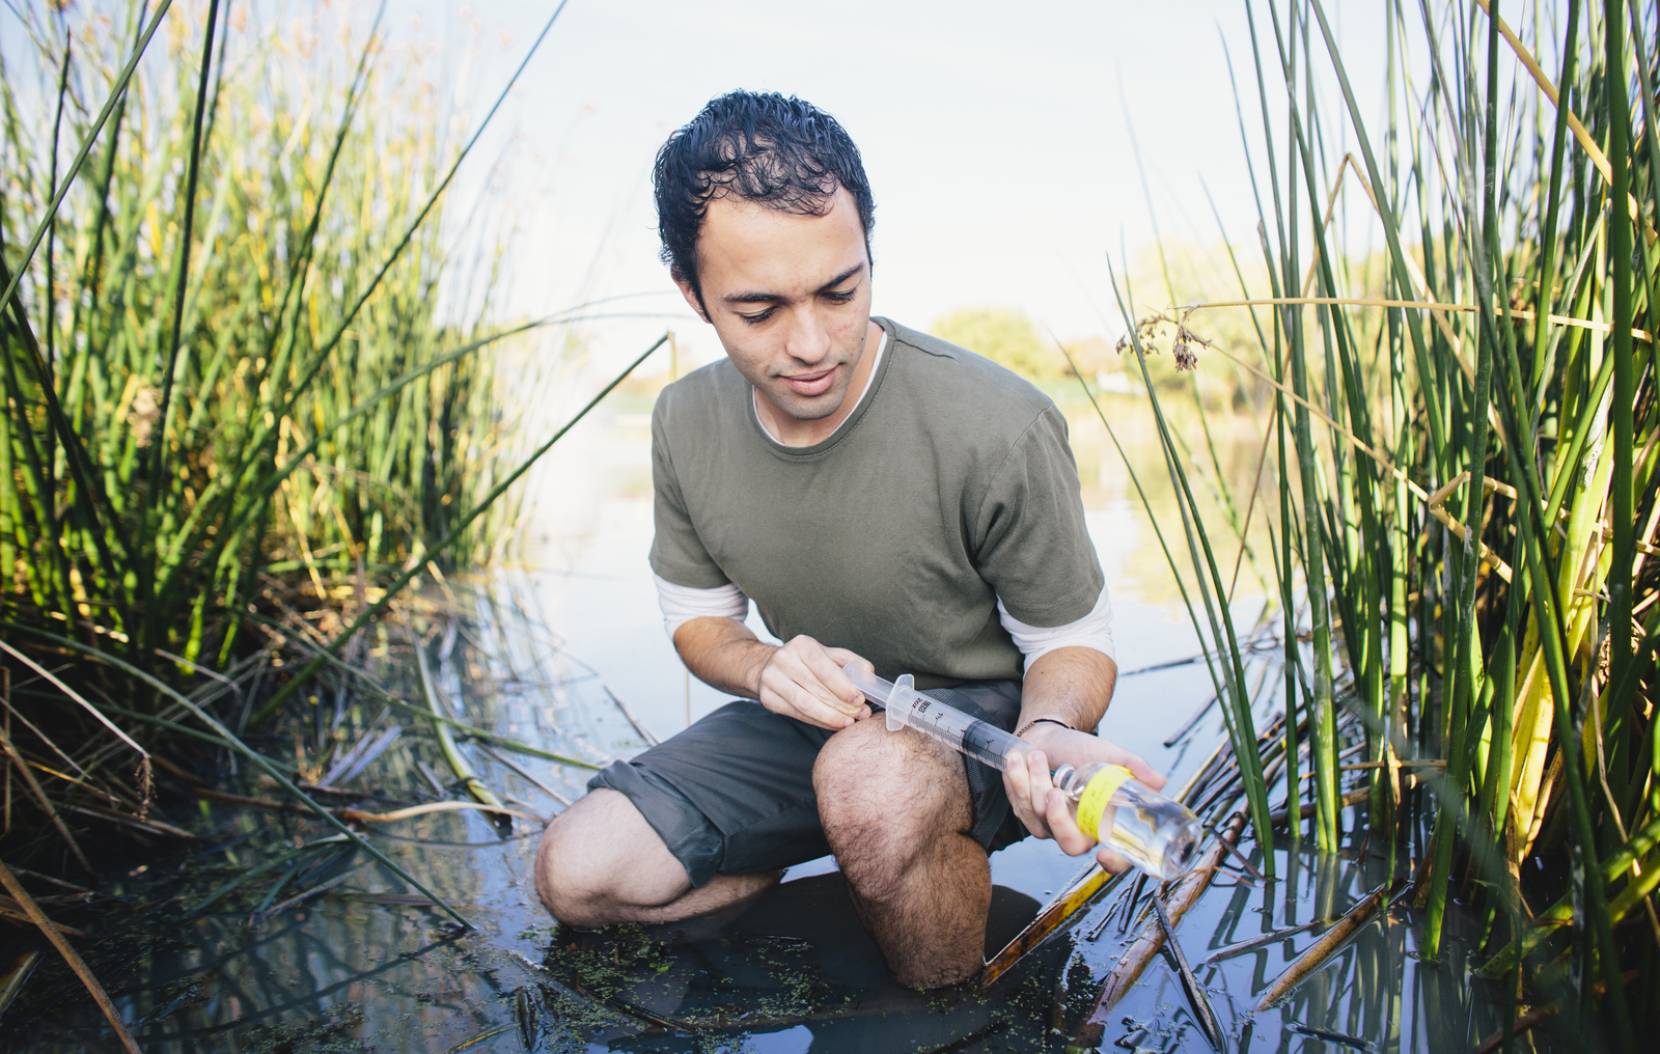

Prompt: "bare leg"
[535,789,778,927]
[813,720,990,989]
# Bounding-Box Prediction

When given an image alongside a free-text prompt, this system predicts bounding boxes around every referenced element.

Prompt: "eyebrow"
[721,263,865,306]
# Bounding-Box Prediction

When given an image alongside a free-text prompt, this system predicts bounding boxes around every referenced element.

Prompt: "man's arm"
[672,616,872,730]
[1015,642,1117,735]
[1001,646,1166,871]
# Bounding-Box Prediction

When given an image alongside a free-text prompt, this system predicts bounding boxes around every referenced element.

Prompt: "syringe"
[841,665,1202,882]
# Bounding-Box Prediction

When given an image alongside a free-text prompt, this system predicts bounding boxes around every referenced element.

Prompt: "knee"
[813,721,964,898]
[534,809,602,926]
[534,791,683,927]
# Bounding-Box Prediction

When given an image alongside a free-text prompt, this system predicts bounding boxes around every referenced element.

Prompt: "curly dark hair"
[652,91,875,309]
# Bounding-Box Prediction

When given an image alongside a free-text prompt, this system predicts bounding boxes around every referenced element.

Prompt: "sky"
[0,0,1398,362]
[380,0,1393,361]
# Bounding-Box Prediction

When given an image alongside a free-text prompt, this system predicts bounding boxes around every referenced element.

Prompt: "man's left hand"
[1002,723,1166,873]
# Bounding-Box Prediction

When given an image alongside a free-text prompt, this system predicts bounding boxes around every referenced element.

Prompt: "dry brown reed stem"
[191,785,538,825]
[340,800,543,825]
[980,859,1116,986]
[0,858,139,1054]
[0,722,90,872]
[1271,788,1370,828]
[1254,881,1390,1010]
[59,801,194,839]
[1471,0,1654,242]
[1079,810,1249,1037]
[1181,294,1655,343]
[0,900,86,937]
[0,641,150,790]
[476,743,572,807]
[0,950,41,1017]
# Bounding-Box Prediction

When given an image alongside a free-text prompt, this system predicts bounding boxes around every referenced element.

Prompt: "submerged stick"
[0,859,139,1054]
[476,742,572,807]
[604,688,660,747]
[1152,891,1227,1050]
[1471,970,1638,1054]
[1199,917,1322,966]
[1254,882,1388,1010]
[1078,810,1248,1042]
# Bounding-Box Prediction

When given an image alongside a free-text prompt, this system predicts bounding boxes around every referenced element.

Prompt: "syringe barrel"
[843,662,1201,882]
[842,665,1024,772]
[842,665,897,708]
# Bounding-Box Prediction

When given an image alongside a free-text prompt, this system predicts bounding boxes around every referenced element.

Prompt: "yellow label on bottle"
[1075,764,1134,842]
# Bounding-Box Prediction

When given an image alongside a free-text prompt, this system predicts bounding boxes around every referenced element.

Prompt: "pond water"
[5,393,1537,1052]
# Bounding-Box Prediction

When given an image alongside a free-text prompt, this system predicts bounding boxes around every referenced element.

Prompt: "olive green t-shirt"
[650,316,1104,688]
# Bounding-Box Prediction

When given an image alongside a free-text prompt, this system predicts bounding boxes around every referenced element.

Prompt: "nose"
[784,305,832,366]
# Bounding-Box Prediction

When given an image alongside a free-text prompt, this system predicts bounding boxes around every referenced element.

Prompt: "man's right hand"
[751,635,873,730]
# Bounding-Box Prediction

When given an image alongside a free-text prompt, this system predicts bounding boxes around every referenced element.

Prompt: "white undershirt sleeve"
[654,574,750,639]
[997,583,1116,673]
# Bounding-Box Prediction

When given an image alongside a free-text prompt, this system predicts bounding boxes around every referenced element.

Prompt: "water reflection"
[2,399,1536,1051]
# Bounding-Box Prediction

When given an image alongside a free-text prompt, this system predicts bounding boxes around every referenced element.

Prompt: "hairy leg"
[813,720,990,988]
[535,789,778,927]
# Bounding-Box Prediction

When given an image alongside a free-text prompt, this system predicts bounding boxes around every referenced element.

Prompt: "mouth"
[780,367,836,398]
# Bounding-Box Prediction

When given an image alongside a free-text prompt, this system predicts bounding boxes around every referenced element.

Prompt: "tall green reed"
[0,0,614,900]
[1090,0,1656,1040]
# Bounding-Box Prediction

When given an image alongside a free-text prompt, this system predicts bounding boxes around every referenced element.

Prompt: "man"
[535,90,1164,990]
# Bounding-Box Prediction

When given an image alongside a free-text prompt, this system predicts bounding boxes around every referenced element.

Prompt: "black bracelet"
[1015,716,1075,738]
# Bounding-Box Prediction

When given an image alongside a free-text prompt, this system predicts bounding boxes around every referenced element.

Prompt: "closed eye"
[737,307,778,325]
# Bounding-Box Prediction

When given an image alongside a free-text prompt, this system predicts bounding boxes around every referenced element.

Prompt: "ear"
[675,277,710,323]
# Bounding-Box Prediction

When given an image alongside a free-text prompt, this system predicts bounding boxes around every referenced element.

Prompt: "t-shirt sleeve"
[971,403,1105,626]
[648,396,730,589]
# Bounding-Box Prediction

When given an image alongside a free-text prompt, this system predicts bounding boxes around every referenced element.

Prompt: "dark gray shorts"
[587,680,1030,887]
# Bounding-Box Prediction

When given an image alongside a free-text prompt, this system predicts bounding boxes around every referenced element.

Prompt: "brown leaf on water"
[1254,881,1389,1010]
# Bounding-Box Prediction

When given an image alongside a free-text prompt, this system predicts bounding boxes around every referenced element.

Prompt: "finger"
[1100,741,1167,791]
[1022,751,1061,840]
[1123,754,1167,791]
[1045,787,1096,855]
[1095,847,1132,873]
[771,647,860,719]
[760,659,852,730]
[824,649,875,718]
[783,679,855,730]
[1003,751,1049,839]
[1024,750,1053,814]
[825,647,873,677]
[800,645,865,708]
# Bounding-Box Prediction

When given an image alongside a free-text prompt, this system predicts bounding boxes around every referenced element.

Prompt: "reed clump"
[1087,0,1659,1043]
[0,0,540,876]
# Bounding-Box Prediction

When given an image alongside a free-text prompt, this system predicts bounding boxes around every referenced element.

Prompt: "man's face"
[677,187,874,441]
